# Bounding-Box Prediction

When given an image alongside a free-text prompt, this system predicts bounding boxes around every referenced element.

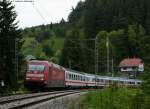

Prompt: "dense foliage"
[69,88,150,109]
[21,0,150,74]
[61,0,150,73]
[21,20,66,63]
[0,0,22,90]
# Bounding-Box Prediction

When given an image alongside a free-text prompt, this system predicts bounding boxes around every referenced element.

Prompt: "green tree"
[60,28,86,71]
[0,0,22,89]
[84,0,98,73]
[96,31,108,73]
[22,37,47,59]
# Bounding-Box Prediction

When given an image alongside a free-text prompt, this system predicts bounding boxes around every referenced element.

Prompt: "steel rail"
[9,91,81,109]
[0,90,75,105]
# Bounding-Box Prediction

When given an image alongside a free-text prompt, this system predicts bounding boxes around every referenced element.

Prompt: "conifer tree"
[0,0,22,89]
[60,28,86,72]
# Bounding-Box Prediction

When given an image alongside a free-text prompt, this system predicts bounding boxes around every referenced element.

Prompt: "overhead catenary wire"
[11,0,48,24]
[65,38,99,74]
[11,0,34,3]
[30,2,48,24]
[66,38,96,53]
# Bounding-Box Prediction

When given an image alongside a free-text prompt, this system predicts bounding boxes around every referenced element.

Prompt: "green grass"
[69,88,147,109]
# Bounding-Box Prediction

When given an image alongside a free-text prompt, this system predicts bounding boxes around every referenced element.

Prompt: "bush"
[70,88,143,109]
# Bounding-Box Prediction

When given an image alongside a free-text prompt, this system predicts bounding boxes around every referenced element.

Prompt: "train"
[24,60,142,89]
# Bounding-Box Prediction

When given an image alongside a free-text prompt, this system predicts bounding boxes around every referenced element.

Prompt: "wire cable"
[30,2,48,24]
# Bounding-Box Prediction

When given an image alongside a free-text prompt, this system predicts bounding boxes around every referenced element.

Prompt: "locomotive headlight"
[26,77,30,80]
[40,78,44,81]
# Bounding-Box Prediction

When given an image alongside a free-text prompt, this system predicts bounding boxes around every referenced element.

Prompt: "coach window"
[137,82,140,85]
[68,74,70,79]
[121,81,124,84]
[71,74,73,80]
[83,77,85,81]
[66,73,69,79]
[70,74,72,80]
[72,74,73,80]
[73,74,75,80]
[74,75,75,80]
[92,78,95,82]
[83,76,84,81]
[68,73,69,79]
[72,74,74,80]
[106,80,109,83]
[67,73,69,79]
[79,76,81,81]
[69,74,71,80]
[71,74,72,80]
[65,73,67,79]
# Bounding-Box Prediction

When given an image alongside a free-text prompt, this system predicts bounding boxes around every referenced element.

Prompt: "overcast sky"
[13,0,84,28]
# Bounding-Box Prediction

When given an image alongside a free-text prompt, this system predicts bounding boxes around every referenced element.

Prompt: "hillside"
[21,0,150,74]
[21,20,66,63]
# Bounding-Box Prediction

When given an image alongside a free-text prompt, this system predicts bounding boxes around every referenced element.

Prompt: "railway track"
[0,90,84,109]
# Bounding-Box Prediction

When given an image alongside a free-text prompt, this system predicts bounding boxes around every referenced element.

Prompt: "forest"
[1,0,150,90]
[22,0,150,75]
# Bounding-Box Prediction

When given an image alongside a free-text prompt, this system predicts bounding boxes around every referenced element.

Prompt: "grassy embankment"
[69,87,150,109]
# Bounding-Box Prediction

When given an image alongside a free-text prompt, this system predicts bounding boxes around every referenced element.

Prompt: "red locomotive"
[25,60,65,89]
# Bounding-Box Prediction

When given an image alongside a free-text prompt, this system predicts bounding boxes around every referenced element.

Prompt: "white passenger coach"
[65,68,142,87]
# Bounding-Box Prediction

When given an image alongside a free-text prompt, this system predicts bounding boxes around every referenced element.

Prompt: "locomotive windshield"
[28,65,45,71]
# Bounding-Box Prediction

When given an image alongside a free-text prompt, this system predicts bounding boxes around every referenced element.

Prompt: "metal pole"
[15,39,19,82]
[106,36,109,73]
[95,37,98,75]
[111,58,114,77]
[95,37,98,86]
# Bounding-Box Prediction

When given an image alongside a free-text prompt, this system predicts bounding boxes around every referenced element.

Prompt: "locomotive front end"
[24,61,48,88]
